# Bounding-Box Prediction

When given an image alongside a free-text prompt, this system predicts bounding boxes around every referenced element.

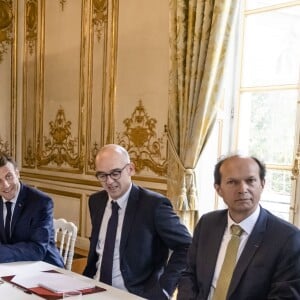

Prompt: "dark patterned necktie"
[100,201,120,285]
[5,201,13,241]
[213,225,243,300]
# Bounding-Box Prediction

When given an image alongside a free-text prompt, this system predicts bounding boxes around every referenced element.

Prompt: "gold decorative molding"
[88,142,100,170]
[0,136,10,154]
[0,0,13,63]
[24,139,35,167]
[92,0,107,42]
[37,108,83,170]
[25,0,38,55]
[116,100,168,176]
[59,0,67,11]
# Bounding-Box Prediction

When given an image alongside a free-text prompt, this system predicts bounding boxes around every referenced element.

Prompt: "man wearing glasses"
[83,144,192,300]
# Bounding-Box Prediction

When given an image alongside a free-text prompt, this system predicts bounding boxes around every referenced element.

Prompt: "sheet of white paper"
[12,272,94,293]
[0,261,53,277]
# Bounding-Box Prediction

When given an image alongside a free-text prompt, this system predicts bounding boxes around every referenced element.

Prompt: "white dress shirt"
[94,184,131,290]
[2,184,20,227]
[208,205,260,300]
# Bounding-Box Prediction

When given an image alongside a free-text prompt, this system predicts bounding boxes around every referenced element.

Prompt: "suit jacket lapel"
[0,199,6,242]
[10,184,26,236]
[203,212,228,297]
[94,193,108,241]
[228,208,267,296]
[119,184,139,257]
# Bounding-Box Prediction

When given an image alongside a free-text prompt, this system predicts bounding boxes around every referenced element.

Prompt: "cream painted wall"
[116,0,169,131]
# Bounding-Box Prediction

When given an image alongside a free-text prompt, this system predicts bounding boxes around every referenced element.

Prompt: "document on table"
[11,272,95,293]
[0,261,53,277]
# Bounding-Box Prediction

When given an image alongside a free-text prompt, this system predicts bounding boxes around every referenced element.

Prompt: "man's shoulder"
[262,207,300,234]
[20,183,52,202]
[90,189,107,200]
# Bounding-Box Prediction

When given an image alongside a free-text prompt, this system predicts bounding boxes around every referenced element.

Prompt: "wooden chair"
[53,218,78,270]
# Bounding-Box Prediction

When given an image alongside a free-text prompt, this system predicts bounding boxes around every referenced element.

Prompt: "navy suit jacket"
[0,183,64,267]
[177,207,300,300]
[83,184,192,299]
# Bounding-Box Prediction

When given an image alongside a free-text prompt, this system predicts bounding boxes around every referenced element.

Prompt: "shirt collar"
[227,205,260,235]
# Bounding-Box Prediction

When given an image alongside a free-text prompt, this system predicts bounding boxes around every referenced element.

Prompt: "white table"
[0,261,144,299]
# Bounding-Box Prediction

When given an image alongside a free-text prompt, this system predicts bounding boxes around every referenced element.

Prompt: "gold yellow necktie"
[213,225,243,300]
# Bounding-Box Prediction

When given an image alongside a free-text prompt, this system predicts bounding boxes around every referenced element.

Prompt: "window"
[196,1,300,223]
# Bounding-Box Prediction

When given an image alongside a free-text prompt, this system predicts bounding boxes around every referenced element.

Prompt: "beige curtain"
[168,0,238,230]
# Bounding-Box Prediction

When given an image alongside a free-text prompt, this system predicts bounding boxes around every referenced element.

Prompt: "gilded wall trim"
[25,0,38,54]
[0,136,10,154]
[117,100,168,176]
[0,0,13,63]
[59,0,67,11]
[37,108,83,170]
[92,0,107,42]
[86,0,117,174]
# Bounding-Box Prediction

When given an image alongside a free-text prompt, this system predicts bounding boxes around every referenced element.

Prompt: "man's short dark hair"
[0,152,18,169]
[214,154,266,185]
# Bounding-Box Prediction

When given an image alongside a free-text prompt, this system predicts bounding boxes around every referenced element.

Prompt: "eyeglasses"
[95,164,129,182]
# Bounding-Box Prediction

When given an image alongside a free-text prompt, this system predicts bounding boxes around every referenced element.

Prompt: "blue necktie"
[100,201,119,285]
[5,201,12,241]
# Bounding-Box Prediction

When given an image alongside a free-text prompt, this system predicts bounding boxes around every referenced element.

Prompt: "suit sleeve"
[267,229,300,299]
[154,198,192,297]
[0,194,55,262]
[177,219,202,300]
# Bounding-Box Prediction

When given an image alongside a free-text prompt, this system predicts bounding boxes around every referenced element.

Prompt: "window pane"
[242,6,300,86]
[246,0,294,10]
[261,169,291,221]
[237,90,297,165]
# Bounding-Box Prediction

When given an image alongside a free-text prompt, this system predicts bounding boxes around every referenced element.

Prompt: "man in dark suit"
[0,153,64,267]
[83,144,192,299]
[178,154,300,300]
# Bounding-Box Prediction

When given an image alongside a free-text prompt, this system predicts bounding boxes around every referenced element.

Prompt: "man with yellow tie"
[178,154,300,300]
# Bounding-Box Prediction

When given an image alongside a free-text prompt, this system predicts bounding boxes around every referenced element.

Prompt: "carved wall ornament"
[24,139,35,167]
[25,0,38,55]
[59,0,67,11]
[116,100,168,176]
[37,108,83,170]
[88,141,100,170]
[92,0,107,42]
[0,0,13,63]
[0,136,10,154]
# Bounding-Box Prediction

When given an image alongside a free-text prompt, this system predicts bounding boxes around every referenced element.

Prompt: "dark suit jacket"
[177,207,300,300]
[0,183,64,267]
[83,184,192,299]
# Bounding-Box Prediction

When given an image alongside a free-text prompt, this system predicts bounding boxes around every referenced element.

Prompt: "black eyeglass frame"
[95,163,130,182]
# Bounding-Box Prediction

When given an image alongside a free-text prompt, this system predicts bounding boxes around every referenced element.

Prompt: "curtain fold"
[168,0,238,230]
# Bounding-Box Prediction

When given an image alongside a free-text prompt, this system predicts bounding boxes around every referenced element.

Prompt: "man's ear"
[128,162,135,176]
[261,179,265,189]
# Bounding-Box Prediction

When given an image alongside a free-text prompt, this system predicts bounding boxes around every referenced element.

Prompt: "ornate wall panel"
[86,0,116,173]
[23,0,38,167]
[0,0,17,156]
[116,100,168,178]
[36,0,84,172]
[21,0,116,174]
